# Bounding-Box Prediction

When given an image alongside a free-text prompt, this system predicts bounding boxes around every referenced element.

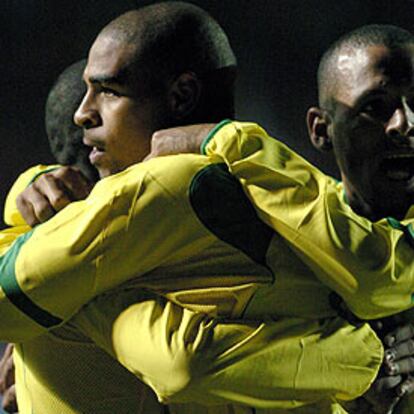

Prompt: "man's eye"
[360,99,395,121]
[101,88,119,97]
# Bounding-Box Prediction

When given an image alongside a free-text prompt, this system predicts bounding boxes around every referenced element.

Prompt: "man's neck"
[343,178,410,222]
[341,177,375,220]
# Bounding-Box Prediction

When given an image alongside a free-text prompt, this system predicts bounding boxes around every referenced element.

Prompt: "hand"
[144,124,216,161]
[382,323,414,397]
[360,322,414,414]
[0,344,18,413]
[16,166,93,227]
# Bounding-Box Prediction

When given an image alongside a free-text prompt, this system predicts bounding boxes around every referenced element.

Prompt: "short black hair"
[45,59,98,182]
[318,24,414,108]
[101,1,237,121]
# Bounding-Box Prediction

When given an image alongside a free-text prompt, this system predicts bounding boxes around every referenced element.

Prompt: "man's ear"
[306,107,333,152]
[168,72,201,120]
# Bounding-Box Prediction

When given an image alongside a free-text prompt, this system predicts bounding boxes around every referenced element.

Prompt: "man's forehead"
[85,33,137,82]
[335,44,414,99]
[336,47,371,78]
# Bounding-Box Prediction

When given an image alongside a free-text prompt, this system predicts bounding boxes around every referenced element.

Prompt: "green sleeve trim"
[0,231,63,328]
[28,167,61,186]
[200,119,233,155]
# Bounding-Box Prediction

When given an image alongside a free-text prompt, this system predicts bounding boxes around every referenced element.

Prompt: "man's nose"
[386,105,414,145]
[73,92,100,129]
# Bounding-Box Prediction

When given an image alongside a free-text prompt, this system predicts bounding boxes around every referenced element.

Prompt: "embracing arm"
[199,120,414,320]
[0,155,217,341]
[146,120,414,318]
[72,288,383,409]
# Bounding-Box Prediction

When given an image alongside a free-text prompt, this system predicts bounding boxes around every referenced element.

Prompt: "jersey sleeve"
[4,164,61,226]
[0,155,216,341]
[72,287,383,409]
[203,121,414,319]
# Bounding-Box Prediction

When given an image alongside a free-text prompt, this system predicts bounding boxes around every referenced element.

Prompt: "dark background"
[2,0,414,226]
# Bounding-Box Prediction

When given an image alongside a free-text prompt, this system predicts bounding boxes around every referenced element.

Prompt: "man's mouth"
[380,153,414,181]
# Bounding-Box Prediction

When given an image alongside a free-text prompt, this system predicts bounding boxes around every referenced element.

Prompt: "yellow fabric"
[9,272,381,413]
[4,125,409,411]
[2,137,414,339]
[73,288,382,410]
[204,121,414,320]
[13,326,162,414]
[0,164,380,413]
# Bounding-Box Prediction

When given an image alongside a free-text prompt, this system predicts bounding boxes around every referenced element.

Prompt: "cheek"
[339,121,385,157]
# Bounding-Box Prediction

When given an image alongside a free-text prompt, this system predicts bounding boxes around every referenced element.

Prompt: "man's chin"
[371,188,414,220]
[98,166,125,179]
[97,168,110,179]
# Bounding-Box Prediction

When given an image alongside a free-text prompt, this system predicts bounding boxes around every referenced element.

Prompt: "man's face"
[74,33,169,178]
[329,44,414,219]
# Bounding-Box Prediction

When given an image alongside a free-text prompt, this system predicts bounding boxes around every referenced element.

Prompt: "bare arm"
[145,124,216,160]
[72,288,382,409]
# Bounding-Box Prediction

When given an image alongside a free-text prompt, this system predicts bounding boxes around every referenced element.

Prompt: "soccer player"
[7,4,349,414]
[2,10,414,414]
[148,24,414,412]
[2,59,165,414]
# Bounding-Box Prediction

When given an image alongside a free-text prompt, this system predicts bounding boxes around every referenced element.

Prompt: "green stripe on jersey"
[0,231,63,328]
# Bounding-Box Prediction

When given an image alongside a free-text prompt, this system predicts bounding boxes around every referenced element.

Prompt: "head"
[74,1,236,178]
[307,24,414,220]
[45,59,99,182]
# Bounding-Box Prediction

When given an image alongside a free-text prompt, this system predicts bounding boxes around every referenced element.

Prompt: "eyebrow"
[86,65,131,86]
[88,74,125,85]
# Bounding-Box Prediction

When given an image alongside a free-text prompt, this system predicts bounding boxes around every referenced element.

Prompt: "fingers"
[2,384,17,413]
[363,376,402,414]
[374,374,402,391]
[52,166,93,200]
[385,338,414,362]
[0,345,17,413]
[382,324,414,377]
[384,356,414,376]
[16,183,56,226]
[364,322,414,413]
[384,323,414,347]
[396,375,414,397]
[16,166,93,226]
[0,344,14,394]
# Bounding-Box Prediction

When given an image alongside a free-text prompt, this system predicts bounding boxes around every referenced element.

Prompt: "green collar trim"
[200,119,232,155]
[387,217,405,231]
